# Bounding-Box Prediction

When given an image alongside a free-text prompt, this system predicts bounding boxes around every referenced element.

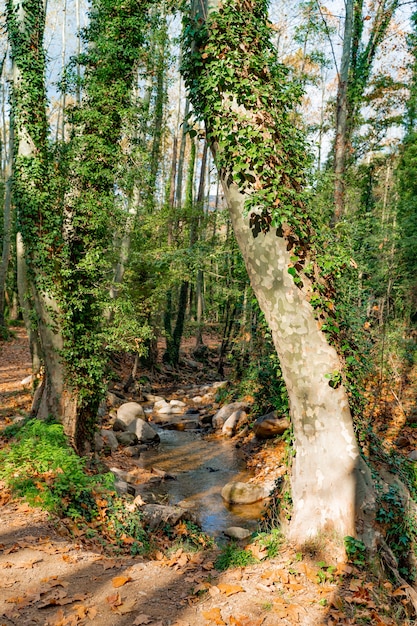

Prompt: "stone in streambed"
[115,431,139,446]
[221,481,269,504]
[222,409,248,437]
[127,418,160,443]
[212,402,251,429]
[99,429,119,453]
[117,402,145,428]
[224,527,252,541]
[253,412,290,439]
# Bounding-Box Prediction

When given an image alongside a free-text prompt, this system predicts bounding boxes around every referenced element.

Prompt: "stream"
[136,426,265,537]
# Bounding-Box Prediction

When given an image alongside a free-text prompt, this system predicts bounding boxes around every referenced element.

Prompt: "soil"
[0,328,414,626]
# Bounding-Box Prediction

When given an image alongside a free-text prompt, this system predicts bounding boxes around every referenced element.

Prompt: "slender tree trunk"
[16,233,42,376]
[0,115,14,336]
[333,0,354,221]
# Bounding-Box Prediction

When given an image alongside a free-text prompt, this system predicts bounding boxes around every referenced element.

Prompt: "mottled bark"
[222,178,373,541]
[186,0,375,544]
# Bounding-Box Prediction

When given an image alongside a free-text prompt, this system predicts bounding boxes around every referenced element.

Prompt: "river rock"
[213,402,251,429]
[127,418,160,443]
[408,450,417,461]
[192,396,203,403]
[224,526,252,540]
[253,412,290,439]
[143,393,165,403]
[117,402,145,429]
[212,381,229,390]
[170,399,186,408]
[100,429,119,453]
[124,445,143,458]
[221,481,269,504]
[107,391,126,408]
[114,480,135,496]
[222,410,247,437]
[116,431,139,446]
[141,504,192,530]
[154,400,173,414]
[154,399,168,409]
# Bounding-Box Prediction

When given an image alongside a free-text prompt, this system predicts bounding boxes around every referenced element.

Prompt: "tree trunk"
[333,0,354,221]
[0,114,14,337]
[184,0,374,544]
[224,177,373,541]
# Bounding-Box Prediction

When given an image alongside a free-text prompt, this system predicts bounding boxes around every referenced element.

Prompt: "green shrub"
[0,418,113,521]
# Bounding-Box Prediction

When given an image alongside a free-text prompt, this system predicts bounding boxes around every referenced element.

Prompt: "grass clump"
[215,541,258,571]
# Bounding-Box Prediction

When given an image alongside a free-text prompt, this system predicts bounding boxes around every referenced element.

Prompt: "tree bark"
[184,0,374,544]
[0,113,14,336]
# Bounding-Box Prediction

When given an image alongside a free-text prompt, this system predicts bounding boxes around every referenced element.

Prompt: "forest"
[1,0,417,624]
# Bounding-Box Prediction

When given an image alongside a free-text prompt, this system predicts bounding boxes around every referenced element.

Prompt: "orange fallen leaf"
[106,591,122,607]
[86,606,97,620]
[112,597,137,614]
[202,606,225,625]
[217,583,244,596]
[112,575,132,588]
[392,586,408,597]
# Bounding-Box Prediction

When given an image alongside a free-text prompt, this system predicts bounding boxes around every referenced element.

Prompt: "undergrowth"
[0,418,150,554]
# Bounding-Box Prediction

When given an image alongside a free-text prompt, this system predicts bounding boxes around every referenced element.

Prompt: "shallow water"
[137,427,265,537]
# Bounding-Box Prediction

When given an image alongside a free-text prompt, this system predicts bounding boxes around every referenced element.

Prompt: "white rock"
[170,399,186,408]
[213,402,251,429]
[117,402,145,428]
[221,481,269,504]
[192,396,203,403]
[222,410,247,437]
[156,405,173,415]
[154,399,169,410]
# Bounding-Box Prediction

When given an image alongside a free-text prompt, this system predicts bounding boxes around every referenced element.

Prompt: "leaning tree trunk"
[183,0,374,545]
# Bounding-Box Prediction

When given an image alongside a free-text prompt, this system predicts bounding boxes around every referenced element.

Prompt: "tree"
[182,0,374,544]
[6,0,152,451]
[333,0,400,219]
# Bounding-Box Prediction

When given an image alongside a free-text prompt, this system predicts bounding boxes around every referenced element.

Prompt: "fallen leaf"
[112,575,132,588]
[112,597,137,615]
[201,607,225,625]
[86,606,97,620]
[392,586,408,597]
[106,591,122,607]
[217,583,244,596]
[132,615,152,625]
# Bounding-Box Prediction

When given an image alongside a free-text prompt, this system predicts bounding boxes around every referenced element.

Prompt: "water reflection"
[137,428,264,536]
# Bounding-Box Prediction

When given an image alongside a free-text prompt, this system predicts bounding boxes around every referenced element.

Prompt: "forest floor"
[0,327,417,625]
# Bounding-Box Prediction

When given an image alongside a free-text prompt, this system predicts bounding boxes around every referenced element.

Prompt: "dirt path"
[0,329,409,626]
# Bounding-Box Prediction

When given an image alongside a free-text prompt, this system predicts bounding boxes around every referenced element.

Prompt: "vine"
[181,0,364,400]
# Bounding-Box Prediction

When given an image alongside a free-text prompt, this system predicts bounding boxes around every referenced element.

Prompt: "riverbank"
[0,327,412,625]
